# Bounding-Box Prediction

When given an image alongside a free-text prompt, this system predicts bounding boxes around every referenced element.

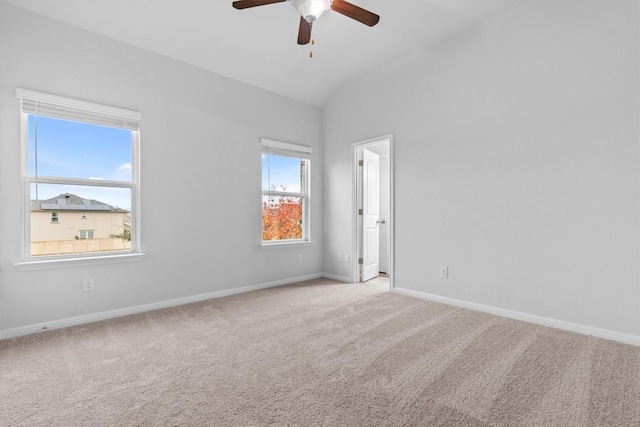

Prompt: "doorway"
[352,135,393,290]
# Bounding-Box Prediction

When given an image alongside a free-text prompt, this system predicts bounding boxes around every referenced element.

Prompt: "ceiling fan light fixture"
[292,0,331,22]
[232,0,379,47]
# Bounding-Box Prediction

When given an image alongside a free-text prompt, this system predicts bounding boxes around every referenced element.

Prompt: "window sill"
[260,241,315,250]
[13,252,145,272]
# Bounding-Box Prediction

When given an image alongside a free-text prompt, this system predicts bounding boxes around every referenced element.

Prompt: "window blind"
[16,88,141,131]
[261,138,311,159]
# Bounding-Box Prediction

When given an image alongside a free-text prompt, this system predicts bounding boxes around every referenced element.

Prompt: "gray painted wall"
[323,0,640,335]
[0,4,323,332]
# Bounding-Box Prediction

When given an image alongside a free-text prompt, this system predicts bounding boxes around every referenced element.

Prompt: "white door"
[362,148,380,281]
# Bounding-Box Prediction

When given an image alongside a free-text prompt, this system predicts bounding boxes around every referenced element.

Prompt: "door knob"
[377,219,386,225]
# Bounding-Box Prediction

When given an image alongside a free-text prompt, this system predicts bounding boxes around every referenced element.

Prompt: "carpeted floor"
[1,277,639,426]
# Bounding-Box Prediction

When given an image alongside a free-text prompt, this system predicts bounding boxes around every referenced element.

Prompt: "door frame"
[351,134,394,290]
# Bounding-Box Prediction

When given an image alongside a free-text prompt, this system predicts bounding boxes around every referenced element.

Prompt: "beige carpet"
[1,277,639,426]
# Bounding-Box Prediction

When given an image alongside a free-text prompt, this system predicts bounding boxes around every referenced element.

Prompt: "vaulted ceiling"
[2,0,525,106]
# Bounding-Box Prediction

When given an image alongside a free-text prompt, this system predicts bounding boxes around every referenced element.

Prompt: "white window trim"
[14,253,144,272]
[260,240,315,249]
[14,88,143,269]
[261,138,312,246]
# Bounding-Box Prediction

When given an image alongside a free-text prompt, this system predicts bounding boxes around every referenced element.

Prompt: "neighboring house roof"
[31,193,128,213]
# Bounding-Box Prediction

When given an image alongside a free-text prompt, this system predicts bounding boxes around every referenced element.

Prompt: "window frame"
[261,138,312,246]
[50,212,59,223]
[15,88,142,267]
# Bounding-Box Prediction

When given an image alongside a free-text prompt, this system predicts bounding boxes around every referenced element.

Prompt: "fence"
[31,238,132,256]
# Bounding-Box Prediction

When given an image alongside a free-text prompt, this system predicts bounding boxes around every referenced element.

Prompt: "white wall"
[323,0,640,335]
[0,4,323,333]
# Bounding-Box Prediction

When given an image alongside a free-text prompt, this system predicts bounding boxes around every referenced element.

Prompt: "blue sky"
[261,154,303,194]
[29,116,133,209]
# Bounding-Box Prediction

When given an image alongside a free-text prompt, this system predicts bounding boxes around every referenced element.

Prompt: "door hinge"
[358,160,363,166]
[358,209,363,215]
[358,258,363,265]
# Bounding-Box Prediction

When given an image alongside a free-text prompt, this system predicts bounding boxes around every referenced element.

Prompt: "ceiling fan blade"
[297,16,312,45]
[331,0,379,26]
[232,0,285,10]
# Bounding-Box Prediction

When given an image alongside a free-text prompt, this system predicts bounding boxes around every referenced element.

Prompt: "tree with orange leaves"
[262,186,302,240]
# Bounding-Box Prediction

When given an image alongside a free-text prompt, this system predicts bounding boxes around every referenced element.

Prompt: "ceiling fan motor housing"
[292,0,331,22]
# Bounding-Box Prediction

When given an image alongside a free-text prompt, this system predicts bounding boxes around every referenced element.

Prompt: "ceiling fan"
[232,0,380,45]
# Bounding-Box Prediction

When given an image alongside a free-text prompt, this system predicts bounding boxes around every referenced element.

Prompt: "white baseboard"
[0,273,323,341]
[394,287,640,347]
[322,273,352,283]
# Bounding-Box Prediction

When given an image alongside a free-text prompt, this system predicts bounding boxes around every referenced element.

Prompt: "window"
[17,88,141,260]
[261,139,311,243]
[79,230,95,240]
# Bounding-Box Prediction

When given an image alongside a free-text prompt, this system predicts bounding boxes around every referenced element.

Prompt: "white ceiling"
[2,0,525,106]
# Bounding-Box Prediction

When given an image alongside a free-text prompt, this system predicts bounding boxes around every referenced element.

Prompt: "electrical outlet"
[344,253,349,263]
[440,266,448,279]
[82,277,95,292]
[298,254,303,263]
[338,252,342,262]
